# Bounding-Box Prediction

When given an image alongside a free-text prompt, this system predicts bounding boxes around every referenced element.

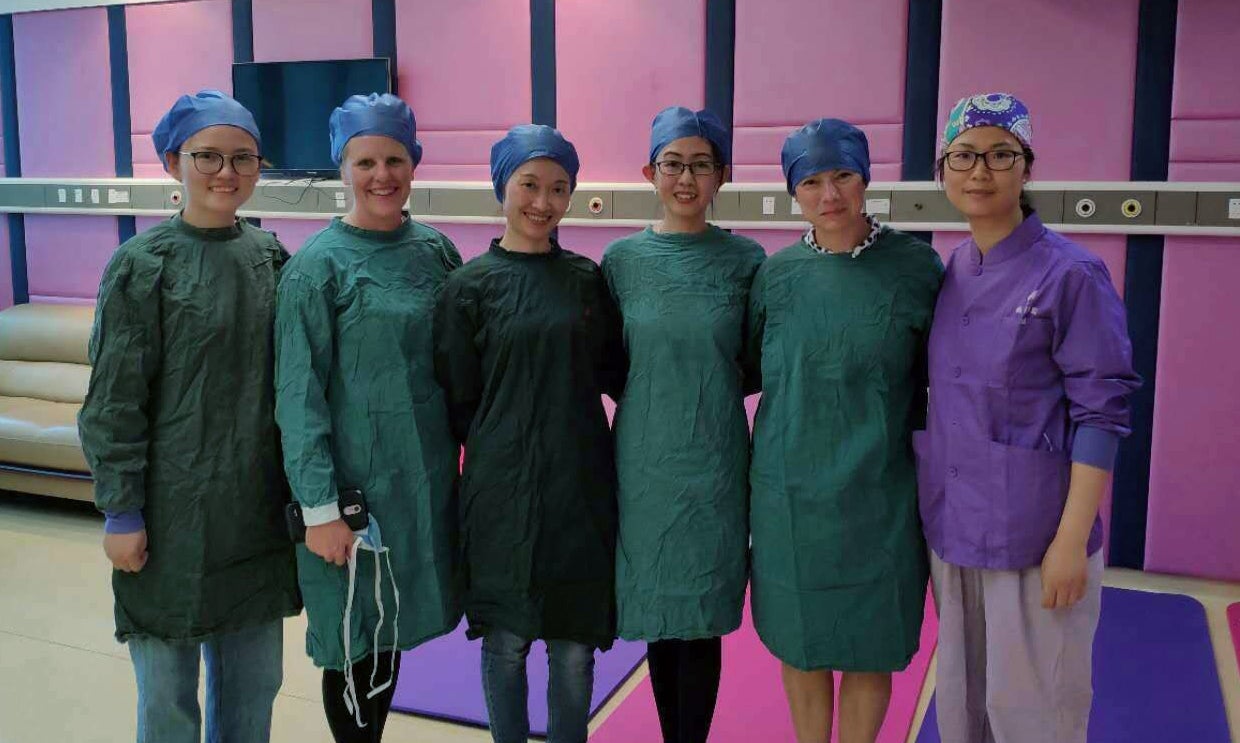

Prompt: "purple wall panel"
[395,0,530,182]
[13,8,116,302]
[1170,0,1240,120]
[1146,238,1240,581]
[252,0,371,62]
[426,222,503,263]
[733,0,908,183]
[23,216,117,302]
[939,0,1138,181]
[556,1,705,182]
[263,218,330,253]
[126,0,234,178]
[1145,0,1240,581]
[735,228,801,257]
[13,7,114,177]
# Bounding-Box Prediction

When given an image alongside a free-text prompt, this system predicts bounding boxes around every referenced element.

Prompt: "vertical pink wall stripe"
[252,0,372,62]
[556,0,705,182]
[1144,0,1240,581]
[262,218,330,254]
[23,216,117,302]
[938,0,1138,181]
[13,8,114,177]
[732,0,909,182]
[13,8,116,303]
[126,0,233,176]
[394,0,531,182]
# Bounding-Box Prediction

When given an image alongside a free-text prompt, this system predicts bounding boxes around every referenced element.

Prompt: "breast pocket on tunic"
[995,308,1056,385]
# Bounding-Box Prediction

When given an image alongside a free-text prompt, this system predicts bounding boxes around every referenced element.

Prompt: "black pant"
[322,651,403,743]
[647,637,723,743]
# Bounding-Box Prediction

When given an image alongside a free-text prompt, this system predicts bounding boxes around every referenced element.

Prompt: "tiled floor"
[1,490,1237,743]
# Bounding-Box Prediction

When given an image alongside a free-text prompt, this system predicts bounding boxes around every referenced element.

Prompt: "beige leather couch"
[0,303,95,501]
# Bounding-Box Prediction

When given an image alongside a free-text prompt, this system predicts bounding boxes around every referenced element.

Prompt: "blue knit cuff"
[104,510,145,534]
[1071,426,1120,471]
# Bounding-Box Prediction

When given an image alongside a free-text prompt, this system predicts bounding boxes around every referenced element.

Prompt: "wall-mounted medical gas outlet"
[1063,191,1156,226]
[565,190,611,219]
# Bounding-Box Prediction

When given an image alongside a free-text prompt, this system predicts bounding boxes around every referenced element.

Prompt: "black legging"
[647,637,723,743]
[322,651,403,743]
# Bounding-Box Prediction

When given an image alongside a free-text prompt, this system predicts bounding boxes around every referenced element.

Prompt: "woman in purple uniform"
[915,92,1141,743]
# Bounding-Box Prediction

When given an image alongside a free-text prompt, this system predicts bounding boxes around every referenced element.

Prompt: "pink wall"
[1144,0,1240,581]
[733,0,908,183]
[13,8,118,305]
[396,0,530,182]
[13,8,114,177]
[252,0,371,63]
[939,0,1138,181]
[126,0,234,178]
[556,1,705,182]
[426,222,502,263]
[24,216,115,303]
[263,218,329,253]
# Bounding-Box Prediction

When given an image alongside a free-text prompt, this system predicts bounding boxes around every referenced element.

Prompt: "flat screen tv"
[232,58,391,178]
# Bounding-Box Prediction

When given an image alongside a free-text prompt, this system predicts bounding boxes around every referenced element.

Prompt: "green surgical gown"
[433,240,625,650]
[747,228,943,671]
[275,217,463,670]
[601,225,765,640]
[78,215,301,642]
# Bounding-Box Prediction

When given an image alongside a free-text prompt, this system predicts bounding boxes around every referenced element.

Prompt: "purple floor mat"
[916,587,1230,742]
[389,620,647,737]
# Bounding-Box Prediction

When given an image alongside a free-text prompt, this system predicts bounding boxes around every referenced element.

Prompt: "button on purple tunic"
[916,214,1141,570]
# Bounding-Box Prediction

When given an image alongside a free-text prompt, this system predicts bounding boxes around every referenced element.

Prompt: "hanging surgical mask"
[352,514,385,552]
[340,514,400,729]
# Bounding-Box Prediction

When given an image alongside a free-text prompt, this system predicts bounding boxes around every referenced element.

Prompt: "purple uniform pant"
[929,549,1104,743]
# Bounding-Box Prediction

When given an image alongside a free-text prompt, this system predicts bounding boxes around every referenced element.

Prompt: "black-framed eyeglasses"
[179,151,263,176]
[654,160,721,177]
[942,150,1025,172]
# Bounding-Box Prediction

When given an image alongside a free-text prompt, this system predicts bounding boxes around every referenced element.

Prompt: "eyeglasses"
[179,151,263,176]
[654,160,721,177]
[942,150,1025,172]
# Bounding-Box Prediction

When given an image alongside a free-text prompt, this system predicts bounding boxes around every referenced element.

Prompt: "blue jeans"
[128,620,283,743]
[481,629,595,743]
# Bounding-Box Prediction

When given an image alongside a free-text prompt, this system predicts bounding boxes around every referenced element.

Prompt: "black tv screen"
[232,58,391,177]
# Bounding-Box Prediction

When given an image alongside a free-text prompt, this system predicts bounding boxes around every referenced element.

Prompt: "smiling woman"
[274,92,464,743]
[77,88,300,743]
[432,123,627,743]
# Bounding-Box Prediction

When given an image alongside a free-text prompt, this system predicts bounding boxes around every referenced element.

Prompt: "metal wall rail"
[1,177,1238,235]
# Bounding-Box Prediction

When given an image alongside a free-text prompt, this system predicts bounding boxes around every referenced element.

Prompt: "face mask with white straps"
[340,513,401,729]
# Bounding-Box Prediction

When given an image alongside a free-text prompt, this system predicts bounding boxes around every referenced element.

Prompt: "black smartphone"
[285,487,368,544]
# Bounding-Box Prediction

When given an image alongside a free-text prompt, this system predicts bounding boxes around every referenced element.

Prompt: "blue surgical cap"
[489,124,580,202]
[648,106,731,166]
[780,118,871,195]
[151,90,260,171]
[329,93,423,167]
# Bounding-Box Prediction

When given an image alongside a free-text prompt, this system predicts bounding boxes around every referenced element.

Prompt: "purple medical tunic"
[915,214,1141,570]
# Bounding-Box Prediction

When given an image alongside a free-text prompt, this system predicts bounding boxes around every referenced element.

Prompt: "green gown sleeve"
[78,248,164,514]
[907,252,944,432]
[274,268,339,513]
[596,278,628,401]
[432,277,483,444]
[742,263,768,395]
